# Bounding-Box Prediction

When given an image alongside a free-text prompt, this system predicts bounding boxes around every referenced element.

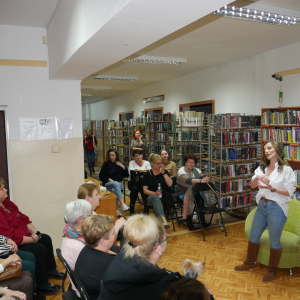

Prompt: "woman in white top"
[235,140,296,283]
[128,149,151,215]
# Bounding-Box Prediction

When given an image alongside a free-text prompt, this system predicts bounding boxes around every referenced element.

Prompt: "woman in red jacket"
[0,177,62,295]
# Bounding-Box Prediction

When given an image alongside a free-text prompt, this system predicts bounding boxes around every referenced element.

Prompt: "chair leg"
[170,207,175,232]
[62,270,67,293]
[193,198,205,241]
[174,204,180,227]
[218,211,227,237]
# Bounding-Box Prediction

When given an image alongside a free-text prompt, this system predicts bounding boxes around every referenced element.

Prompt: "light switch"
[52,145,60,153]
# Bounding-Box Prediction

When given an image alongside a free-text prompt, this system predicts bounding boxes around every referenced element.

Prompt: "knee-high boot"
[234,241,260,271]
[262,247,282,282]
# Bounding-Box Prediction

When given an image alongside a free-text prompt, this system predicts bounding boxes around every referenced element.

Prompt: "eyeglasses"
[154,162,163,165]
[156,234,169,249]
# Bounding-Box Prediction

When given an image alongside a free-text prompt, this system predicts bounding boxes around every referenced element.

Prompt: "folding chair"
[73,270,90,300]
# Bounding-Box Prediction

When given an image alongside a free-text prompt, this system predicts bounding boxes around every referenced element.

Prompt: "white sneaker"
[121,203,130,212]
[117,209,122,217]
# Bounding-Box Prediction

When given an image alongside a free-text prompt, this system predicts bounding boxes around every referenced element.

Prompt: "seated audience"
[143,154,174,228]
[0,253,33,300]
[160,150,177,178]
[77,182,100,213]
[0,177,62,295]
[0,235,42,300]
[161,278,211,300]
[175,154,212,230]
[61,200,92,295]
[75,215,117,300]
[128,149,151,215]
[99,214,183,300]
[99,149,129,217]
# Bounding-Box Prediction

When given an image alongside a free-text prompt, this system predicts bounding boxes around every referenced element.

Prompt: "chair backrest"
[73,270,90,300]
[284,200,300,235]
[56,248,80,292]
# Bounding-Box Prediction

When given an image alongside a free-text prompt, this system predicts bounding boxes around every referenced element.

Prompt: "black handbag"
[130,170,145,185]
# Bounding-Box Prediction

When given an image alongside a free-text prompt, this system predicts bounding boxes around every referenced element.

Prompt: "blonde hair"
[123,214,165,260]
[78,183,99,199]
[82,214,114,248]
[150,154,162,163]
[0,177,5,188]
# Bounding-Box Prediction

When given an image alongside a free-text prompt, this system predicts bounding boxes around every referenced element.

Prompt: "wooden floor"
[49,178,300,300]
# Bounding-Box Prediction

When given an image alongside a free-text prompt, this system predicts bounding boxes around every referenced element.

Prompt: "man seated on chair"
[175,153,214,231]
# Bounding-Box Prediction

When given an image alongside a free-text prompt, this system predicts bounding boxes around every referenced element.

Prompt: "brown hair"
[132,149,144,157]
[260,140,289,173]
[82,214,114,248]
[0,177,5,188]
[133,129,142,140]
[161,278,209,300]
[183,153,197,164]
[160,149,171,162]
[106,149,120,164]
[123,214,165,260]
[77,183,99,199]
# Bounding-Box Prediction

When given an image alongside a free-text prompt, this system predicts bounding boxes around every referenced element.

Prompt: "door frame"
[0,106,13,200]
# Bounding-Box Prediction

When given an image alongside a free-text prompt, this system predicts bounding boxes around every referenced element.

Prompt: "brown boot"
[262,247,282,283]
[234,241,260,271]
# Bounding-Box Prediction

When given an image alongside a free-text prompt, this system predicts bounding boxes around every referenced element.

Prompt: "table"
[94,191,117,221]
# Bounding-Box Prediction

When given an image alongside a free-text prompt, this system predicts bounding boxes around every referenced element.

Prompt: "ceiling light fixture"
[81,86,112,90]
[81,93,93,97]
[143,95,164,104]
[212,5,300,27]
[90,75,138,81]
[124,55,187,65]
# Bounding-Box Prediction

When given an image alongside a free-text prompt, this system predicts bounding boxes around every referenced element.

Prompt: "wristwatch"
[271,187,276,193]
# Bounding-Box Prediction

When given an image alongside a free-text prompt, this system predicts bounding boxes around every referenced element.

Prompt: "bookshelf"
[261,106,300,195]
[209,114,261,211]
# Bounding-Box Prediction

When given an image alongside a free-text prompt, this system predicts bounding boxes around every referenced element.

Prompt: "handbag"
[0,264,22,284]
[93,135,98,154]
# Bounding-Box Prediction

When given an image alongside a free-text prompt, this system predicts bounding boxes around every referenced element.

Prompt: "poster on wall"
[19,117,37,141]
[96,120,102,139]
[37,117,56,140]
[56,116,73,139]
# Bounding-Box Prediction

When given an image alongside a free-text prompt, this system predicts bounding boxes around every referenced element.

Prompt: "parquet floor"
[48,177,300,300]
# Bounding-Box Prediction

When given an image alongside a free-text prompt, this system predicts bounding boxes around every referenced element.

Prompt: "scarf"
[62,223,86,245]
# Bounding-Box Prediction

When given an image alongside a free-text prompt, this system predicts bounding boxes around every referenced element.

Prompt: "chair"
[62,290,81,300]
[56,249,79,293]
[191,185,227,241]
[245,199,300,274]
[73,270,90,300]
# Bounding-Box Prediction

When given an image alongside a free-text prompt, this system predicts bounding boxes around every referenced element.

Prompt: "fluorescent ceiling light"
[81,86,112,90]
[212,5,300,26]
[81,93,93,97]
[90,75,138,81]
[124,55,187,65]
[143,95,164,104]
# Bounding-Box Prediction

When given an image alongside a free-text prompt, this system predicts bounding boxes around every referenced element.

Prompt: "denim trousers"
[249,199,287,249]
[105,181,123,205]
[86,149,95,171]
[147,195,164,217]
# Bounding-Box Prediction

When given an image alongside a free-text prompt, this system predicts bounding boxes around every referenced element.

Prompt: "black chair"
[191,186,227,241]
[56,248,79,293]
[73,270,90,300]
[62,290,81,300]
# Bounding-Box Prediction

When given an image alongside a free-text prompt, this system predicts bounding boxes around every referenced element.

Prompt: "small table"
[94,192,117,221]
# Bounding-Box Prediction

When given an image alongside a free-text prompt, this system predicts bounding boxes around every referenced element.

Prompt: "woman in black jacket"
[99,149,129,217]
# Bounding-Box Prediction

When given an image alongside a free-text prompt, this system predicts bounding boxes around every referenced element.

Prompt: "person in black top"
[143,154,174,229]
[75,214,117,300]
[99,149,129,217]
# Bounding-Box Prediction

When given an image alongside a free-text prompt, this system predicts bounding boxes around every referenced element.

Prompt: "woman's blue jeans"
[147,195,164,217]
[86,149,95,171]
[249,199,287,249]
[105,181,123,205]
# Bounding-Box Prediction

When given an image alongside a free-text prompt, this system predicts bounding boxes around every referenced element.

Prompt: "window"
[179,100,215,114]
[144,107,163,117]
[119,111,134,121]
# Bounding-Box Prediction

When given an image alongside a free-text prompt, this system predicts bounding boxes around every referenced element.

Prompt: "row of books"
[149,145,173,158]
[213,114,261,128]
[177,130,200,141]
[212,147,258,161]
[293,192,300,200]
[214,179,252,194]
[262,109,300,125]
[294,170,300,187]
[221,194,252,209]
[263,127,300,143]
[215,162,260,177]
[281,145,300,161]
[176,144,201,156]
[149,122,173,131]
[177,116,204,127]
[215,131,259,145]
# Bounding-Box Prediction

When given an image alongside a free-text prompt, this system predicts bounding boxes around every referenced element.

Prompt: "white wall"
[0,25,83,250]
[90,41,300,121]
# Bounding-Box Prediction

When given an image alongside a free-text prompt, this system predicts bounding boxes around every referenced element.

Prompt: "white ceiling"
[1,0,300,104]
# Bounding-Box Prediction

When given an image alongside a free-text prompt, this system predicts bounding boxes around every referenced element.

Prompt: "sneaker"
[121,203,130,212]
[117,209,122,217]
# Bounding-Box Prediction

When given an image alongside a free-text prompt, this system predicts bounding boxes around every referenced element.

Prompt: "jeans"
[86,149,95,171]
[105,181,123,205]
[18,250,37,291]
[147,195,165,217]
[249,199,287,249]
